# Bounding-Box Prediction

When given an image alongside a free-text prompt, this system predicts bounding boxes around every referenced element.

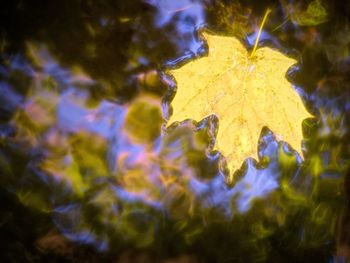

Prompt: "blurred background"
[0,0,350,262]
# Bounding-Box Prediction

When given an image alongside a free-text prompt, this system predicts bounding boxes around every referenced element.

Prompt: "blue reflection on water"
[150,0,204,28]
[0,83,23,114]
[9,54,35,76]
[149,0,205,59]
[232,158,279,213]
[58,91,121,138]
[53,204,108,251]
[247,30,272,46]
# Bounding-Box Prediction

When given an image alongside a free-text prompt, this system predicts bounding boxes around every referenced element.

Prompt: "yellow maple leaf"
[167,32,312,182]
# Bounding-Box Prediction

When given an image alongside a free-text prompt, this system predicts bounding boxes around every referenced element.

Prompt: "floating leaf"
[167,32,311,182]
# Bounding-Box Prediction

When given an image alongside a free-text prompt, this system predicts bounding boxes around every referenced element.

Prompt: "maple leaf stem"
[250,8,272,58]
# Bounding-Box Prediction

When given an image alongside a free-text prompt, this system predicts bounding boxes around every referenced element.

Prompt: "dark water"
[0,0,349,262]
